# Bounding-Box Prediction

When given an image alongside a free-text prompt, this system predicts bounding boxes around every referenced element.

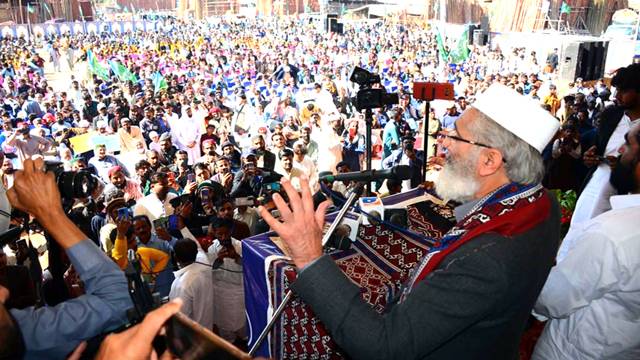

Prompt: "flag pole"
[18,0,24,24]
[26,5,32,42]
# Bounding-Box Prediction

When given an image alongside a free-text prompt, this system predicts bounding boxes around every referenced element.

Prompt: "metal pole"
[364,107,373,195]
[422,101,430,181]
[248,189,362,357]
[18,0,24,24]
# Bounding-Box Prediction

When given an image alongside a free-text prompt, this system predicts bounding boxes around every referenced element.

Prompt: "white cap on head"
[472,84,559,153]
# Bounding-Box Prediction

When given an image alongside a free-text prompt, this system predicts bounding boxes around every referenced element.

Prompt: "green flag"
[450,28,470,63]
[87,49,110,81]
[109,60,137,83]
[26,4,35,13]
[560,2,571,14]
[152,72,168,94]
[435,28,449,63]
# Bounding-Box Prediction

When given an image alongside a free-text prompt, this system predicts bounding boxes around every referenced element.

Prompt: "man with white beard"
[259,84,562,359]
[174,105,202,165]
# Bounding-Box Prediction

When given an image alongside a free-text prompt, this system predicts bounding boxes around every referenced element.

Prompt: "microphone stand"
[364,107,373,196]
[248,183,364,357]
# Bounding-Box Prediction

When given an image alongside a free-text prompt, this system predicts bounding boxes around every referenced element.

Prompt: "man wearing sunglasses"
[260,84,562,359]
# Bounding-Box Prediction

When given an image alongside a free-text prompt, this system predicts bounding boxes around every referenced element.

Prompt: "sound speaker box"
[559,40,609,83]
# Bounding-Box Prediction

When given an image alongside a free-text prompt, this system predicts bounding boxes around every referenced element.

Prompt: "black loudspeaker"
[473,29,487,46]
[325,14,338,32]
[467,24,480,45]
[559,40,609,83]
[329,19,344,34]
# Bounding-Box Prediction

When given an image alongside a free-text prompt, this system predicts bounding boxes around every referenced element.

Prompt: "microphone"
[320,165,412,183]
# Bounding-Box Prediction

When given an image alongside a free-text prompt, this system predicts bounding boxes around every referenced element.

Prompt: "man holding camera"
[382,135,424,191]
[0,158,131,359]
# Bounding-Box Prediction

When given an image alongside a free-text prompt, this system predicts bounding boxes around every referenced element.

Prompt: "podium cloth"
[242,188,454,358]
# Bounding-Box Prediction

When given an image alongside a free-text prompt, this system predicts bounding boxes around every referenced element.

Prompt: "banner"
[69,133,120,153]
[68,132,94,154]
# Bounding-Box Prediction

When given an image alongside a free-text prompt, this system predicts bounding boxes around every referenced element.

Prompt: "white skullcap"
[472,84,559,153]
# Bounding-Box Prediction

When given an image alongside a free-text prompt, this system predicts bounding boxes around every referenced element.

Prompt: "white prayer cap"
[472,84,559,153]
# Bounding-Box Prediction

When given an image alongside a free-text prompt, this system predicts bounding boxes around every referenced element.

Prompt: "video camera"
[44,161,98,200]
[350,66,399,110]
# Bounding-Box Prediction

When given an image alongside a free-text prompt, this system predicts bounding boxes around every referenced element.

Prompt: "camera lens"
[46,161,96,200]
[74,171,96,198]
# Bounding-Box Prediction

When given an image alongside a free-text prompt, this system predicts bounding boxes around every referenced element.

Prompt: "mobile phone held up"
[117,207,132,221]
[164,312,251,360]
[262,182,281,192]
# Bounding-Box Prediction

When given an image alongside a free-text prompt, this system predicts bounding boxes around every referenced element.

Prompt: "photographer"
[231,150,280,198]
[544,124,582,192]
[0,158,131,359]
[382,135,424,190]
[113,214,176,298]
[216,198,251,240]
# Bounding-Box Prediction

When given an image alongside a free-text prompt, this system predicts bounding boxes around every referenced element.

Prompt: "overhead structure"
[421,0,627,36]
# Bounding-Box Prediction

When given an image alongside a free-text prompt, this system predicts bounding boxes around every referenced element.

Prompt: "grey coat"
[291,193,560,360]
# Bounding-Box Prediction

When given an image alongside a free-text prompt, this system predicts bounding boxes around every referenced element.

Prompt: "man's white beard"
[434,150,481,203]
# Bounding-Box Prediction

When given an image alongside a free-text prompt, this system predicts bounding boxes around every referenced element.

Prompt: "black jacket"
[580,105,625,193]
[292,192,560,360]
[259,150,276,172]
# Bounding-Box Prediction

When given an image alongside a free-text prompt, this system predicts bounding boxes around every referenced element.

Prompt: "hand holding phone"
[153,216,169,230]
[93,300,183,360]
[117,207,131,221]
[165,312,251,360]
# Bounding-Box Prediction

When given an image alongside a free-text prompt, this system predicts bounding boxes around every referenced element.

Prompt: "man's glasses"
[437,131,507,163]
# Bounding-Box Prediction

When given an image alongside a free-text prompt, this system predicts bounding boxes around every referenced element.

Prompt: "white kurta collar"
[610,194,640,210]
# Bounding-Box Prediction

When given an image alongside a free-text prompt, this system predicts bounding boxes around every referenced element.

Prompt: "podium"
[242,188,455,358]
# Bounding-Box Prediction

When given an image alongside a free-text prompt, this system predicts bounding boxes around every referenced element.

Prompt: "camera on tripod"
[350,66,399,110]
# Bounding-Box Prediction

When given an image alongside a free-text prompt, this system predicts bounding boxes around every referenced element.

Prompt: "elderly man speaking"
[259,84,561,360]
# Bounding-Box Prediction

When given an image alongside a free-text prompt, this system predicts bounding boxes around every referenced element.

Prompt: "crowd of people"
[0,16,638,360]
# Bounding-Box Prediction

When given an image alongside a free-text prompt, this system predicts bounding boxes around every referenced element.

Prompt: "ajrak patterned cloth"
[243,188,455,359]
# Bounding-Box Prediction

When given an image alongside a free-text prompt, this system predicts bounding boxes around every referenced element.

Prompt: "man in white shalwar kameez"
[174,106,201,165]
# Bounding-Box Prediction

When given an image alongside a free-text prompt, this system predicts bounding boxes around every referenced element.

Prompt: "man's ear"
[477,148,505,177]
